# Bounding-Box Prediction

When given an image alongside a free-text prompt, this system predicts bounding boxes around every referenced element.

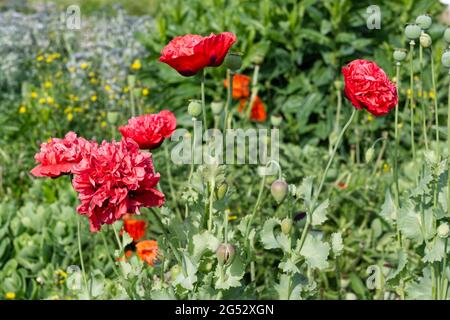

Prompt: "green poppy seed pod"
[216,244,236,266]
[216,182,228,200]
[442,51,450,68]
[365,147,375,163]
[420,33,432,48]
[224,52,242,71]
[211,101,224,115]
[416,14,432,30]
[437,223,450,239]
[107,111,119,124]
[404,24,421,40]
[270,114,283,127]
[271,180,288,204]
[444,28,450,43]
[393,48,407,62]
[188,99,202,117]
[281,218,292,235]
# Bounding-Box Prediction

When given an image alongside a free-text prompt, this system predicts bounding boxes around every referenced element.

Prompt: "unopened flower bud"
[365,147,375,163]
[224,52,242,71]
[216,183,228,200]
[188,99,202,117]
[420,33,432,48]
[345,293,357,300]
[107,111,119,124]
[281,218,292,234]
[405,24,421,40]
[416,14,432,30]
[442,51,450,68]
[437,223,449,238]
[270,114,283,127]
[211,101,224,115]
[445,28,450,44]
[271,180,288,204]
[393,49,407,62]
[216,244,235,266]
[170,265,181,280]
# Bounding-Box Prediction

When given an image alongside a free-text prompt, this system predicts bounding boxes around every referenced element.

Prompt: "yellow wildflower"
[74,107,83,113]
[383,163,390,173]
[68,66,76,73]
[67,113,73,121]
[30,92,38,99]
[47,97,54,105]
[46,56,53,63]
[142,88,149,96]
[80,62,88,70]
[19,105,26,113]
[101,111,106,117]
[123,86,129,93]
[228,214,237,221]
[36,55,44,62]
[90,78,98,85]
[101,121,107,128]
[367,114,374,122]
[406,89,412,98]
[91,95,97,102]
[104,85,111,92]
[39,98,46,104]
[44,81,52,89]
[429,90,435,99]
[5,292,16,300]
[131,59,142,70]
[88,72,95,78]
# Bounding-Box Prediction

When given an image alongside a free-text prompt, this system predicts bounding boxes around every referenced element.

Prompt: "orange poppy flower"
[224,74,250,99]
[136,240,158,266]
[123,219,147,242]
[115,249,133,262]
[238,96,267,122]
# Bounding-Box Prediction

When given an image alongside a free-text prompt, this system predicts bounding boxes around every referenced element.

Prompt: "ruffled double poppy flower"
[136,240,159,266]
[159,32,237,76]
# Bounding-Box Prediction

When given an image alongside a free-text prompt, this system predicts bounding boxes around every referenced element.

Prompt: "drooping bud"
[271,180,288,204]
[223,52,243,71]
[442,51,450,68]
[444,28,450,43]
[216,182,228,200]
[211,101,224,115]
[437,223,449,239]
[420,33,432,48]
[281,218,292,234]
[216,244,236,266]
[404,24,421,41]
[365,147,375,163]
[270,114,283,127]
[416,14,432,30]
[188,99,202,118]
[393,48,407,62]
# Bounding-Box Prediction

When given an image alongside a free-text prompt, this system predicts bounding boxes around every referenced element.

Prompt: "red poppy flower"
[238,96,267,122]
[136,240,158,266]
[342,59,397,116]
[223,73,250,99]
[123,219,147,242]
[72,138,165,232]
[31,131,94,178]
[119,110,176,150]
[159,32,237,76]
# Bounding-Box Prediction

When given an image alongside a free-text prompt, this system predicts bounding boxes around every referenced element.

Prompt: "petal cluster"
[119,110,177,150]
[31,131,93,178]
[72,138,165,232]
[342,59,397,116]
[159,32,237,76]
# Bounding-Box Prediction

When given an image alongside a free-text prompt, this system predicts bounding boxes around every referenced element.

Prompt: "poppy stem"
[409,40,416,160]
[77,218,90,299]
[394,62,401,207]
[419,42,429,151]
[431,48,440,159]
[447,71,450,216]
[224,70,234,129]
[246,64,260,120]
[201,69,207,128]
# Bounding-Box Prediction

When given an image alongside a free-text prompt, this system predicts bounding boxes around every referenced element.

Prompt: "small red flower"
[238,96,267,122]
[224,73,250,99]
[123,218,147,242]
[119,110,176,150]
[159,32,237,76]
[136,240,158,266]
[31,131,93,178]
[342,59,397,116]
[72,138,165,232]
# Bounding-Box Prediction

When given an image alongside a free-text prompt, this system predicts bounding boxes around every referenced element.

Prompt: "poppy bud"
[216,182,228,200]
[270,114,283,127]
[170,265,181,280]
[211,101,224,115]
[281,218,292,234]
[107,111,119,125]
[404,24,421,40]
[224,52,242,71]
[188,100,202,117]
[420,33,432,48]
[416,14,432,30]
[216,244,236,266]
[393,48,407,62]
[437,223,449,239]
[365,147,375,163]
[445,28,450,44]
[442,51,450,68]
[271,180,288,204]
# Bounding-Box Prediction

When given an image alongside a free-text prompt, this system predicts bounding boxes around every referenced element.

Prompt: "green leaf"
[261,218,282,250]
[311,199,329,226]
[423,237,446,263]
[331,232,343,256]
[191,231,220,262]
[297,176,314,209]
[274,273,308,300]
[386,249,408,285]
[379,189,397,223]
[173,253,198,290]
[215,254,245,290]
[299,234,330,270]
[398,201,423,244]
[406,267,433,300]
